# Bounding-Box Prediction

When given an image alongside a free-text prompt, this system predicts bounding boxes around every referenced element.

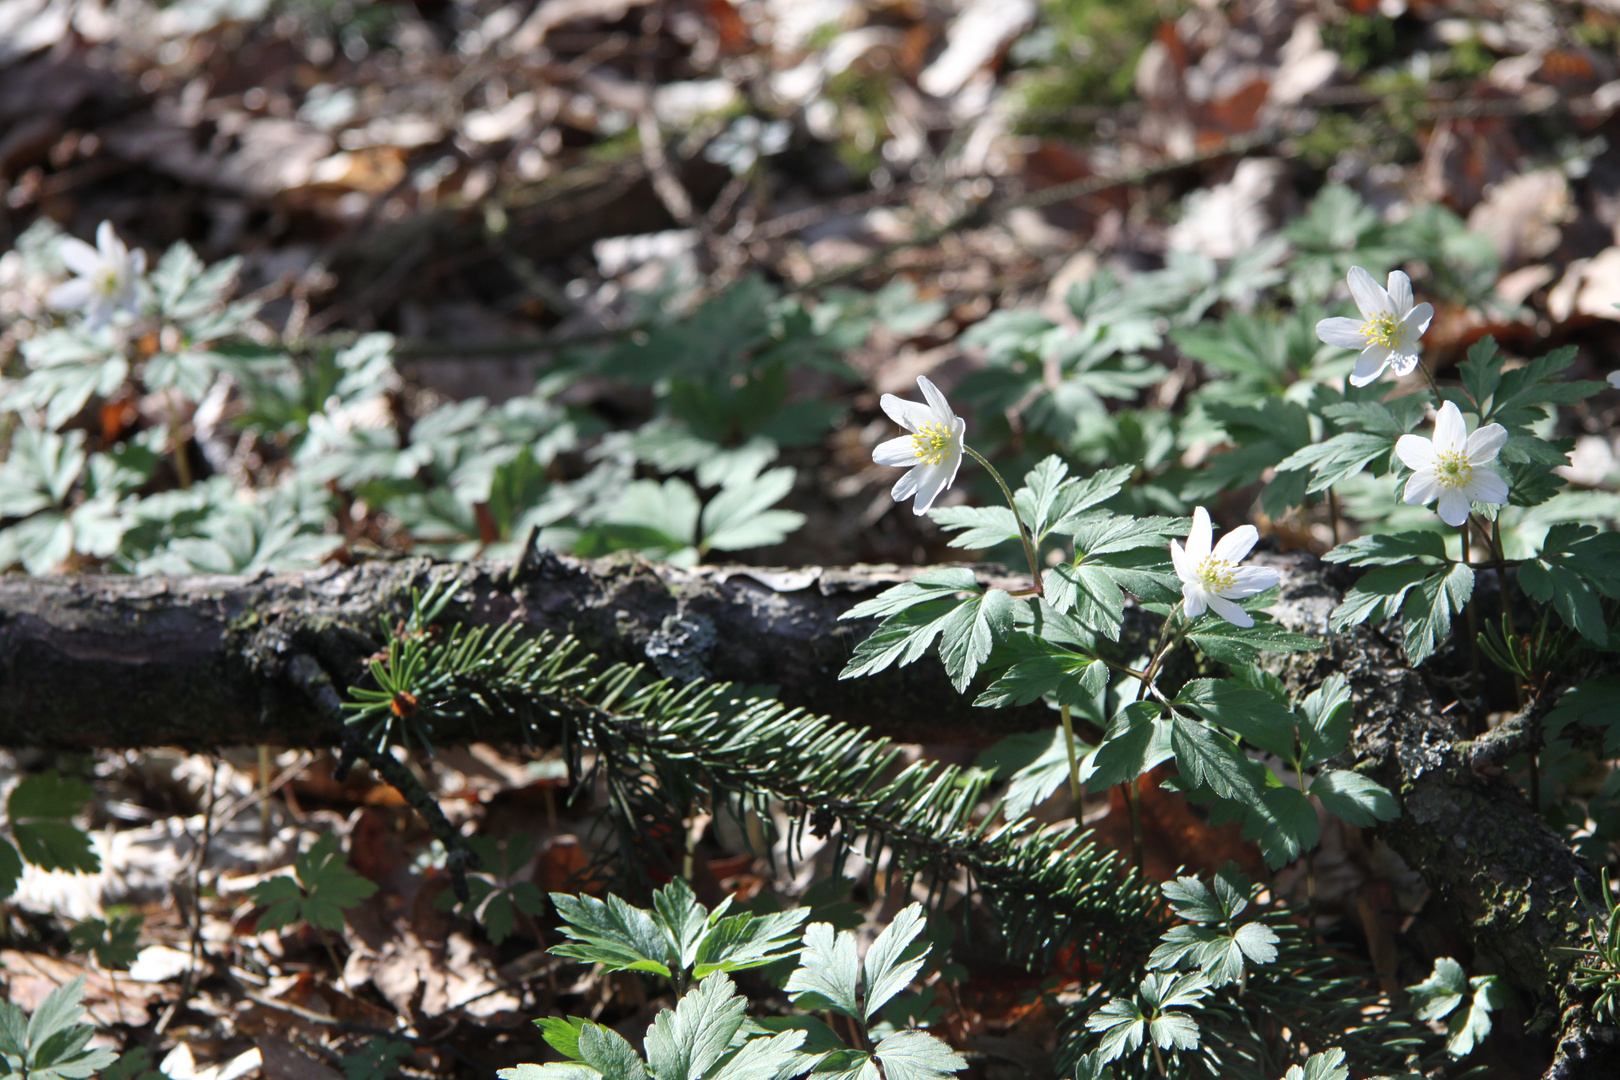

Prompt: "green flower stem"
[1485,515,1519,640]
[166,391,192,490]
[1416,357,1443,402]
[1122,612,1185,871]
[1297,759,1317,934]
[1462,520,1483,722]
[963,443,1078,815]
[1476,512,1525,711]
[1484,513,1534,805]
[963,445,1043,598]
[1060,704,1083,811]
[1102,658,1151,681]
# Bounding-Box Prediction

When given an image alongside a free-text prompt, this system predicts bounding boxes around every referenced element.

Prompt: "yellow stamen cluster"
[1360,312,1403,348]
[910,422,956,466]
[1434,450,1474,489]
[1196,556,1237,593]
[93,267,122,297]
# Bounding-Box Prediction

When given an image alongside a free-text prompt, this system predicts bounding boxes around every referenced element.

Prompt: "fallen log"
[0,548,1610,1074]
[0,549,1055,750]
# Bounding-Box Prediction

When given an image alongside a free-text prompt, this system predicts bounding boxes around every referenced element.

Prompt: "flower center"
[910,422,956,466]
[1434,449,1474,489]
[1196,556,1237,594]
[1360,312,1402,348]
[93,266,122,298]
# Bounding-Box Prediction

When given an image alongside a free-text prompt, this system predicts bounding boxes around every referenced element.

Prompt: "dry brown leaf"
[1466,168,1574,269]
[1548,247,1620,322]
[0,949,164,1026]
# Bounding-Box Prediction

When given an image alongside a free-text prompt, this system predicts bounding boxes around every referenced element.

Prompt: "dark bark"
[0,548,1611,1072]
[0,549,1053,750]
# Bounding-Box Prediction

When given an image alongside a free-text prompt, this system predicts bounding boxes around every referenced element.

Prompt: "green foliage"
[1567,869,1620,1023]
[435,832,546,945]
[1281,1049,1347,1080]
[550,877,809,984]
[506,896,962,1080]
[1085,971,1210,1066]
[1080,675,1393,870]
[787,903,929,1022]
[1406,957,1508,1057]
[1014,0,1181,118]
[68,912,144,970]
[249,832,378,933]
[0,771,100,900]
[1518,524,1620,647]
[0,977,120,1080]
[341,1039,412,1080]
[1148,866,1279,988]
[1063,862,1442,1078]
[2,240,868,575]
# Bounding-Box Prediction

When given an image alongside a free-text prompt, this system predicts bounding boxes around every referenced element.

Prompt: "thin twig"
[157,756,221,1036]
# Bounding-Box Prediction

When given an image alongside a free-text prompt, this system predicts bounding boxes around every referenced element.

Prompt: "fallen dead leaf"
[0,949,165,1026]
[1466,168,1574,269]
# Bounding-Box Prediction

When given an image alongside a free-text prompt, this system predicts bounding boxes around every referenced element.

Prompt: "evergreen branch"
[343,616,1167,983]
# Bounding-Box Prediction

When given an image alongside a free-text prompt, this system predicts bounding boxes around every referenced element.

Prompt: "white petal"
[1403,470,1440,506]
[873,435,920,467]
[1349,344,1393,386]
[1385,347,1421,377]
[1433,401,1467,451]
[1404,301,1434,338]
[1347,266,1392,317]
[1465,423,1508,464]
[1212,523,1258,564]
[129,249,148,276]
[916,376,956,425]
[96,220,127,261]
[910,463,952,515]
[48,278,94,310]
[1221,565,1279,597]
[1466,469,1509,506]
[1205,593,1254,628]
[1181,585,1209,620]
[942,440,964,484]
[1185,506,1213,562]
[891,466,923,503]
[1315,317,1368,349]
[1169,538,1191,582]
[1386,270,1414,316]
[1437,488,1471,527]
[1395,434,1437,471]
[1610,371,1620,389]
[880,394,934,433]
[58,237,103,277]
[81,300,114,331]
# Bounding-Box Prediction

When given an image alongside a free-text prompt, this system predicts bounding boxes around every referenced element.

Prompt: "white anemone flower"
[1170,507,1280,628]
[1394,401,1509,528]
[48,221,146,330]
[873,376,966,515]
[1315,266,1434,387]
